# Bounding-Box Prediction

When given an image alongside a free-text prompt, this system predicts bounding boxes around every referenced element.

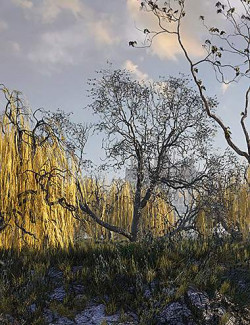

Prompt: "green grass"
[0,236,249,324]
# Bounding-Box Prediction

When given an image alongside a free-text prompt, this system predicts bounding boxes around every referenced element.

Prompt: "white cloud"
[0,20,8,32]
[28,27,84,65]
[91,21,119,46]
[11,0,90,23]
[37,0,87,23]
[18,0,119,74]
[9,41,21,53]
[28,18,118,70]
[11,0,119,72]
[124,60,148,81]
[12,0,33,9]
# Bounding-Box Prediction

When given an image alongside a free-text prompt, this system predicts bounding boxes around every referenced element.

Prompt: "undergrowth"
[0,236,249,324]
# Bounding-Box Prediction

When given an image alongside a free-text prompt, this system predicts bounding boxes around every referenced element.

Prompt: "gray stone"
[50,286,66,302]
[225,315,237,325]
[144,288,151,299]
[186,288,210,310]
[162,287,176,297]
[71,284,85,295]
[48,267,64,278]
[156,301,196,325]
[49,316,75,325]
[28,303,37,313]
[75,304,120,325]
[185,287,212,321]
[44,308,57,323]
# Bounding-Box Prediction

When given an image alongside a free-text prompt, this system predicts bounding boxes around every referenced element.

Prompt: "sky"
[0,0,249,174]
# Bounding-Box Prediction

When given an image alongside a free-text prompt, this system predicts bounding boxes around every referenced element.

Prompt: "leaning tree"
[131,0,250,164]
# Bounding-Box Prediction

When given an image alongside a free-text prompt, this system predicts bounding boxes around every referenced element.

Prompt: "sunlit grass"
[0,237,249,323]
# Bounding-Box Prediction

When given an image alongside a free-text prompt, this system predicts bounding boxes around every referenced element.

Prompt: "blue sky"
[0,0,249,172]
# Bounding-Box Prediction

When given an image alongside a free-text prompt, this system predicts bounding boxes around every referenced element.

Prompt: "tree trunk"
[131,172,142,242]
[131,202,142,242]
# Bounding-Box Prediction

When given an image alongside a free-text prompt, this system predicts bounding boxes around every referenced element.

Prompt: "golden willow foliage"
[0,88,175,249]
[76,179,175,241]
[196,174,250,238]
[0,88,78,250]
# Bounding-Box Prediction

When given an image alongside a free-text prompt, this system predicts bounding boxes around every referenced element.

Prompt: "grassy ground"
[0,236,249,324]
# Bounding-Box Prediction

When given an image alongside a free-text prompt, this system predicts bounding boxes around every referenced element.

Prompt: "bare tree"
[132,0,250,164]
[86,68,219,241]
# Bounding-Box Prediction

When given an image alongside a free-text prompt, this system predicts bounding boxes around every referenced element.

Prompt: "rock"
[225,315,237,325]
[185,287,213,322]
[48,267,64,279]
[49,316,75,325]
[71,284,85,295]
[50,286,66,302]
[144,288,151,299]
[162,287,176,297]
[156,301,196,325]
[28,303,37,313]
[186,287,210,311]
[75,304,120,325]
[44,308,57,323]
[47,267,64,284]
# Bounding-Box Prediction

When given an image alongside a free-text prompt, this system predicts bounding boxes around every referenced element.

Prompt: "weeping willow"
[0,88,78,250]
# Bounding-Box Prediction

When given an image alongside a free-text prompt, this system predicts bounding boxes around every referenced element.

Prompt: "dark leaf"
[211,45,218,53]
[129,41,137,47]
[227,7,235,14]
[210,27,220,33]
